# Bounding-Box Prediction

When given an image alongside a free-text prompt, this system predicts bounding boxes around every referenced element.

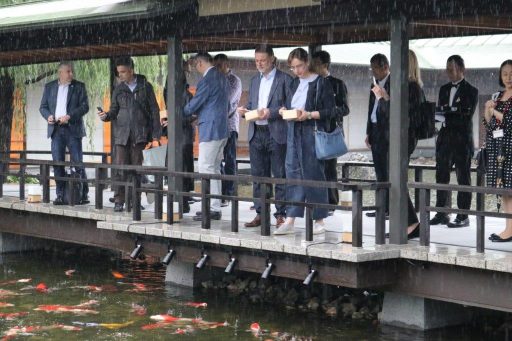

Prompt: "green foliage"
[6,175,39,184]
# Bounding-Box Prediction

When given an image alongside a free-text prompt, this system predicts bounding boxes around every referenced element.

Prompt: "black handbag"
[416,90,436,140]
[476,148,487,174]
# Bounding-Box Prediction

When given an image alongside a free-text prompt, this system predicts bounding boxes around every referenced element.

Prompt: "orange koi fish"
[111,271,124,279]
[250,322,261,333]
[184,302,207,308]
[0,312,28,320]
[35,283,48,293]
[0,303,14,308]
[34,300,99,315]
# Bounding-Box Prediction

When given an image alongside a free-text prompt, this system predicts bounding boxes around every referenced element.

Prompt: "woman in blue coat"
[274,48,336,235]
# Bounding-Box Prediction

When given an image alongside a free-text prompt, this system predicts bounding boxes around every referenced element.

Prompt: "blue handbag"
[314,123,348,160]
[313,77,348,160]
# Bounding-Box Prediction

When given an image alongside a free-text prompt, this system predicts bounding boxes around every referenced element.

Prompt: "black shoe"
[79,196,90,205]
[489,233,499,241]
[109,197,115,203]
[53,196,65,206]
[183,202,190,214]
[447,218,469,228]
[114,203,124,212]
[408,224,420,240]
[429,213,450,225]
[193,211,221,221]
[365,211,389,219]
[328,210,334,216]
[221,200,229,207]
[491,234,512,242]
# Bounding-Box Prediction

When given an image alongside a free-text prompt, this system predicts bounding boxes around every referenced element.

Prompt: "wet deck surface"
[1,185,512,273]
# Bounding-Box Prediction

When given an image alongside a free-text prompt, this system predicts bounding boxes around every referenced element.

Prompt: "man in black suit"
[429,55,478,228]
[312,51,350,214]
[365,54,391,217]
[39,61,89,205]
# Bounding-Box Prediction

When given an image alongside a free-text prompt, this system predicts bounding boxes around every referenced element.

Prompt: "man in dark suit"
[365,54,391,218]
[238,45,292,228]
[184,52,229,221]
[429,55,478,228]
[312,51,350,214]
[98,57,161,212]
[39,61,89,205]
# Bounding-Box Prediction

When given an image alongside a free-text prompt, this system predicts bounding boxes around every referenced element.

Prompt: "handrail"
[0,157,390,248]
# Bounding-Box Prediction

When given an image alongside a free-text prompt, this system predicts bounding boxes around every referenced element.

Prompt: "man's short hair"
[370,53,389,68]
[58,61,73,70]
[312,50,331,67]
[115,57,135,69]
[213,53,229,63]
[447,55,465,70]
[254,44,275,58]
[194,52,213,64]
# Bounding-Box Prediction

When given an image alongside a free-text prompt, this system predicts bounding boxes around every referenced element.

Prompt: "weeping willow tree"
[1,55,168,152]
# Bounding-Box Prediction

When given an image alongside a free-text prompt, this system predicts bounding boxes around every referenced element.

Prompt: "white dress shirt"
[55,82,69,120]
[370,73,390,123]
[256,67,277,125]
[449,79,463,106]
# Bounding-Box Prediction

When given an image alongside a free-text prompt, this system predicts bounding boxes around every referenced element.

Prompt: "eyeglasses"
[289,63,306,71]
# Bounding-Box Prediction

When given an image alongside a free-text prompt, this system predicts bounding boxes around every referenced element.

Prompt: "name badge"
[493,129,504,139]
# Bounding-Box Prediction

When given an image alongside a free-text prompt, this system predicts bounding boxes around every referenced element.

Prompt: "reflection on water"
[0,246,504,340]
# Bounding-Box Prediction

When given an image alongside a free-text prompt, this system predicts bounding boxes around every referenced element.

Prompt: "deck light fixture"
[303,267,317,286]
[130,239,144,260]
[161,245,176,266]
[224,254,237,274]
[196,250,209,269]
[261,259,274,279]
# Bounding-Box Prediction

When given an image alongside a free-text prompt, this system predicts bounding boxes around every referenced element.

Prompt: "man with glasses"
[184,52,229,221]
[365,53,390,218]
[237,45,292,228]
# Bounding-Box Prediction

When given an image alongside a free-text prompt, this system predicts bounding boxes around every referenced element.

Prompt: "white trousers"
[198,138,227,212]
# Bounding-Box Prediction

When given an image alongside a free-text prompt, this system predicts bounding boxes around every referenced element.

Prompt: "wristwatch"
[306,111,312,120]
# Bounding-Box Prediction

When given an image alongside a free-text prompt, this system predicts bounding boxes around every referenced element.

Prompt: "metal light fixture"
[161,248,176,266]
[224,254,237,274]
[303,268,317,286]
[261,259,274,279]
[130,239,144,260]
[196,251,209,269]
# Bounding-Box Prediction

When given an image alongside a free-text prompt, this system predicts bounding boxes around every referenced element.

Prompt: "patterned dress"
[485,92,512,188]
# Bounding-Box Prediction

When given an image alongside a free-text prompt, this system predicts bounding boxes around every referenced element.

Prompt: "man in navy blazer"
[184,52,229,221]
[39,61,89,205]
[238,45,292,228]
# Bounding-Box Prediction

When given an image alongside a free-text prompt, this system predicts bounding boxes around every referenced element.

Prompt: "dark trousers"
[249,126,287,218]
[434,128,472,219]
[324,158,339,206]
[221,131,238,196]
[51,125,88,199]
[369,125,389,213]
[113,139,145,204]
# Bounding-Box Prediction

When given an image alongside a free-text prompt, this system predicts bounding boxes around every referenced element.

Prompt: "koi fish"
[127,283,148,292]
[184,302,207,308]
[35,283,48,293]
[34,300,99,315]
[111,271,125,279]
[2,324,81,340]
[130,303,147,316]
[65,269,76,277]
[149,314,182,323]
[0,289,24,297]
[0,278,31,286]
[250,322,261,334]
[0,312,28,320]
[71,285,103,292]
[72,321,134,329]
[0,302,14,308]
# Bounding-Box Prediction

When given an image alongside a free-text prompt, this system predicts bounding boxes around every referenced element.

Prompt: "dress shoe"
[80,197,90,205]
[250,205,255,211]
[244,215,261,228]
[114,203,124,212]
[193,211,221,221]
[447,217,469,228]
[489,233,499,241]
[365,211,389,219]
[221,200,229,207]
[53,196,65,206]
[183,201,190,214]
[328,210,334,216]
[491,234,512,242]
[275,215,285,228]
[109,197,115,204]
[429,213,449,225]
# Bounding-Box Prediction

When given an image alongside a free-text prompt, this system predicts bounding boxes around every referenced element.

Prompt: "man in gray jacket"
[98,57,161,212]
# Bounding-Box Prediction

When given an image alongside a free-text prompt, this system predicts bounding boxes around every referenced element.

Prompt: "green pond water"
[0,246,504,340]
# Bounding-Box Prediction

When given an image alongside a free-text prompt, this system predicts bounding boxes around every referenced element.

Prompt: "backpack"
[63,168,85,205]
[416,90,436,140]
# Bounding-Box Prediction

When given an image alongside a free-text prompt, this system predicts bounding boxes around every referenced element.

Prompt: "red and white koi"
[0,302,14,308]
[35,283,49,293]
[34,300,99,315]
[65,269,76,277]
[0,312,28,320]
[2,324,81,341]
[184,302,207,308]
[130,303,147,316]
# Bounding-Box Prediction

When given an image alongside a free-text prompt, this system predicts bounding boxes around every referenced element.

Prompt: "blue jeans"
[249,126,286,218]
[286,123,328,220]
[221,131,238,196]
[51,125,88,198]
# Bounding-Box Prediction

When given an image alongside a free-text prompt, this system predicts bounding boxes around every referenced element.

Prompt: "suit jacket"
[325,75,349,132]
[246,69,292,145]
[184,67,229,143]
[286,75,336,142]
[438,78,478,131]
[366,75,391,139]
[39,79,89,138]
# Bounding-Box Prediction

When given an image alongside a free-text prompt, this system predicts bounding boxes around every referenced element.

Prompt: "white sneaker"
[313,223,326,235]
[273,222,295,235]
